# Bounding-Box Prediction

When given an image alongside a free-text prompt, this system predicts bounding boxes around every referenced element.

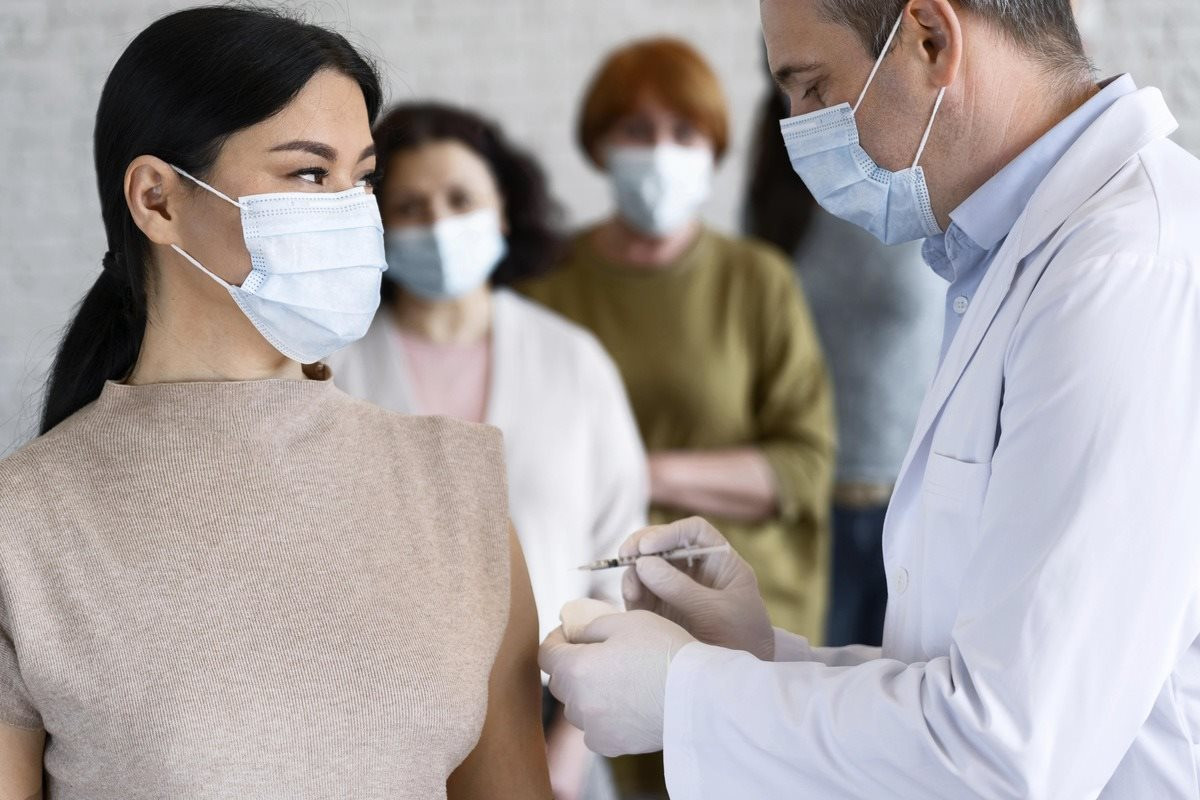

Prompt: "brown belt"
[833,482,893,509]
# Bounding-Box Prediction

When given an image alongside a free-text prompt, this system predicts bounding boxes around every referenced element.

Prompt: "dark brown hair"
[371,102,564,299]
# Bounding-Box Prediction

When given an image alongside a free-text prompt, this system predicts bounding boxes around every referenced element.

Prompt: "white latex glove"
[560,598,621,642]
[539,610,696,757]
[621,516,775,661]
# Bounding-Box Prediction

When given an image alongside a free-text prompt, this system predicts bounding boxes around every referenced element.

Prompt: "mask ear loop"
[169,164,243,209]
[853,12,905,114]
[169,243,233,290]
[911,87,947,169]
[167,164,243,289]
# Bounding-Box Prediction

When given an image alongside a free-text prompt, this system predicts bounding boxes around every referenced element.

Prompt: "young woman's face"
[600,92,715,159]
[377,140,505,231]
[171,68,379,287]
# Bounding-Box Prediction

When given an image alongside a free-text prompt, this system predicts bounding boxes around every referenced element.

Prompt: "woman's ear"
[906,0,963,90]
[125,156,183,246]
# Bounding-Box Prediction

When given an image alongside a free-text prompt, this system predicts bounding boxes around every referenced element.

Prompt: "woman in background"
[327,102,647,800]
[519,37,835,799]
[0,8,550,798]
[745,83,944,648]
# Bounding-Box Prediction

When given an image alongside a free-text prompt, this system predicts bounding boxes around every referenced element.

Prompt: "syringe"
[576,544,731,572]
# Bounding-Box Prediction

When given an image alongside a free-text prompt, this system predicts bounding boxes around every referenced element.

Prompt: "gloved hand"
[539,610,696,757]
[621,516,776,661]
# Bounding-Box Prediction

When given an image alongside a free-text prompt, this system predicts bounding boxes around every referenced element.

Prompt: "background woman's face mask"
[778,12,946,245]
[607,144,714,237]
[383,207,508,300]
[169,165,387,364]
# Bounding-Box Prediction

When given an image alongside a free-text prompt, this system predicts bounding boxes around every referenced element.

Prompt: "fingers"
[538,626,578,676]
[623,565,647,609]
[636,516,728,555]
[618,523,674,560]
[635,556,711,606]
[573,610,634,645]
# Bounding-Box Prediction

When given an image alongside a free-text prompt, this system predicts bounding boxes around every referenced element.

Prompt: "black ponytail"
[40,5,382,434]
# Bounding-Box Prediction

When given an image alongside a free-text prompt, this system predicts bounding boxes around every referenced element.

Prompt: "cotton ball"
[560,598,621,642]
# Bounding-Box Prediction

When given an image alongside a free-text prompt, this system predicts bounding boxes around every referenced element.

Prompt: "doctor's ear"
[905,0,963,90]
[124,155,185,246]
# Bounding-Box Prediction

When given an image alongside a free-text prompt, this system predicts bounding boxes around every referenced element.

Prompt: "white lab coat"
[662,88,1200,798]
[329,289,648,642]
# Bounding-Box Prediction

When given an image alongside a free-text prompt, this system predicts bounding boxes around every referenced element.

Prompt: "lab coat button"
[953,295,970,315]
[894,567,910,595]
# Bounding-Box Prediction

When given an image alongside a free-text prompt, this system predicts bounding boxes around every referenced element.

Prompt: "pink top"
[394,328,491,423]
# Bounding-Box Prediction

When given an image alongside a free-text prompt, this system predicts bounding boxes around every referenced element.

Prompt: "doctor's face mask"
[778,12,946,245]
[169,165,387,364]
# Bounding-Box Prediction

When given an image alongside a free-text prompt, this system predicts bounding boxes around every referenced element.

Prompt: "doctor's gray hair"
[821,0,1093,78]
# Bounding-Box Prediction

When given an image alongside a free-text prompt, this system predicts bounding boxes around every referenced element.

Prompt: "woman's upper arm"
[0,722,44,800]
[446,523,552,800]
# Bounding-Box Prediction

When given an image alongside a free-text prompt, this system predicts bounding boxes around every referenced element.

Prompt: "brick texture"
[1,0,1197,453]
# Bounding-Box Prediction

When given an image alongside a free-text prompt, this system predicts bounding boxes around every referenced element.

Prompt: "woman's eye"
[675,124,698,144]
[356,170,382,188]
[293,167,328,184]
[622,119,654,142]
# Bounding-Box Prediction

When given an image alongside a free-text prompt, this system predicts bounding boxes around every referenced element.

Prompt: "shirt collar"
[946,74,1138,253]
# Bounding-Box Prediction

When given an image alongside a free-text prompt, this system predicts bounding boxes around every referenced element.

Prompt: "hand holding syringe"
[576,544,731,572]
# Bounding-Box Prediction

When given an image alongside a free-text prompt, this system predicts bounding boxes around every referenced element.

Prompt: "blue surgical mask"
[607,144,714,237]
[169,165,386,364]
[779,13,946,245]
[384,208,508,300]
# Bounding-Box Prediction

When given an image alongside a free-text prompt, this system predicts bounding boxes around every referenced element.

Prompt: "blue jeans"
[825,503,889,647]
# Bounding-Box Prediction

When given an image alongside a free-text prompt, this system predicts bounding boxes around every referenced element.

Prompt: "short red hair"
[577,37,730,168]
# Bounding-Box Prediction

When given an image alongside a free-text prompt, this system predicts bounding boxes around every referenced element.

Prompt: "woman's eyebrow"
[269,139,337,160]
[267,140,376,163]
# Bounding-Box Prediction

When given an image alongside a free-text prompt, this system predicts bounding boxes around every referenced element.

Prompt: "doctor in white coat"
[540,0,1200,797]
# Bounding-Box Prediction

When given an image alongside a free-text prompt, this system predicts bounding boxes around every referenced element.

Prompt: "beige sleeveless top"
[0,374,510,799]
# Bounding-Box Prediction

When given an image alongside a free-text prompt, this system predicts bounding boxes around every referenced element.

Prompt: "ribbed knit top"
[0,375,511,799]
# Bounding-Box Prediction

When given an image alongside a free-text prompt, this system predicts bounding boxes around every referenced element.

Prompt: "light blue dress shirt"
[922,74,1138,361]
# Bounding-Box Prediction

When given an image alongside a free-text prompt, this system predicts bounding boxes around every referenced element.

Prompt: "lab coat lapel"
[896,88,1179,480]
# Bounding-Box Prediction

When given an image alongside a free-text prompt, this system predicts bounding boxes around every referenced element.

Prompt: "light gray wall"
[1,0,1197,454]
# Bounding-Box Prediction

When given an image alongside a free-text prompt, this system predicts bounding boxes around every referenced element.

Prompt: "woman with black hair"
[327,103,647,800]
[0,8,551,798]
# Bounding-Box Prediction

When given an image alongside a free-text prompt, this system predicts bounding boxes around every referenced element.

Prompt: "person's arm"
[748,255,836,527]
[1,599,43,800]
[771,627,882,665]
[447,524,552,800]
[545,709,590,800]
[662,254,1200,798]
[648,252,835,524]
[0,723,43,800]
[648,448,779,521]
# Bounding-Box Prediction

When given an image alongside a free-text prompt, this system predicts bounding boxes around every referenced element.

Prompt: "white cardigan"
[328,289,648,641]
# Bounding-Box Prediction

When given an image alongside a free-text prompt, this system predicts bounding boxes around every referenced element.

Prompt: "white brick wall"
[1082,0,1200,154]
[1,0,1197,453]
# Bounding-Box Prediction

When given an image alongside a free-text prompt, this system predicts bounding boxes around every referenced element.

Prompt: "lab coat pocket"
[919,452,992,650]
